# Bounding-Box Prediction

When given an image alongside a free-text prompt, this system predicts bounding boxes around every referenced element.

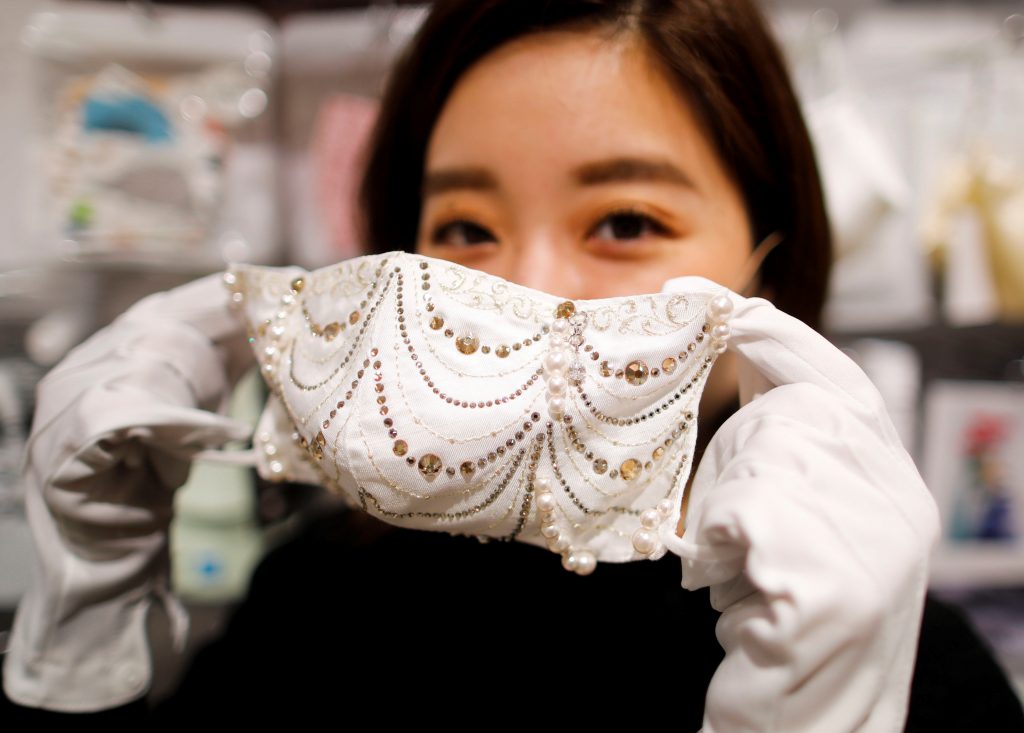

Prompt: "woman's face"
[414,29,753,299]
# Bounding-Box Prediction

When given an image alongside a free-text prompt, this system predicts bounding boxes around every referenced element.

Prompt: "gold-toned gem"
[290,277,305,293]
[429,316,444,330]
[314,431,327,447]
[460,461,476,479]
[323,322,341,341]
[652,446,665,460]
[496,344,511,358]
[600,361,613,377]
[662,357,677,374]
[481,345,490,354]
[444,328,454,338]
[393,439,408,456]
[592,458,608,474]
[620,458,642,481]
[349,310,360,325]
[418,453,442,477]
[455,334,480,354]
[555,301,576,319]
[624,360,649,386]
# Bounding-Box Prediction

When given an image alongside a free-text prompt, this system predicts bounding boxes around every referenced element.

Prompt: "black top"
[4,508,1024,730]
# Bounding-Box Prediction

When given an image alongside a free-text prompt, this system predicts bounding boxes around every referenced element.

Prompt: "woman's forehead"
[424,30,723,188]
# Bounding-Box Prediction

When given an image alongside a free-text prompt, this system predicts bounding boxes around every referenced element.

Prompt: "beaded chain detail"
[225,252,734,575]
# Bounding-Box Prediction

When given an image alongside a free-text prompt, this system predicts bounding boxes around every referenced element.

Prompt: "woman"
[4,0,1023,729]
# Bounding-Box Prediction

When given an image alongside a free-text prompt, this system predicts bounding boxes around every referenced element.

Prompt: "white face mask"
[224,250,734,576]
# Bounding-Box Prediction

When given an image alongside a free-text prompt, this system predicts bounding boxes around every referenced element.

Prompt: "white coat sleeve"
[659,279,941,733]
[2,271,256,712]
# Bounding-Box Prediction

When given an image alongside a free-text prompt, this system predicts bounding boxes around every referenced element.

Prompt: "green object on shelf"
[68,199,94,230]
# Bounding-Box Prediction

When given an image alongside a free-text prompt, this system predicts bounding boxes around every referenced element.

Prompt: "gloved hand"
[658,277,940,733]
[2,272,255,712]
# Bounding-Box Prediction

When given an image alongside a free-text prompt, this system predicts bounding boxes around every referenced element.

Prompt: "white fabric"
[225,251,724,565]
[2,272,254,711]
[660,276,939,732]
[2,254,939,733]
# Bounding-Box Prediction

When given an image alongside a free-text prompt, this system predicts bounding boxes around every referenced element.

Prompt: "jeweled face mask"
[224,250,734,575]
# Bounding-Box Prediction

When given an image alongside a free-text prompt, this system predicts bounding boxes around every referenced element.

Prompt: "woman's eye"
[429,219,496,247]
[590,209,669,243]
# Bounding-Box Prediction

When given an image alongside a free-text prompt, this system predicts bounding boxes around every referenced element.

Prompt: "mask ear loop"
[731,230,785,298]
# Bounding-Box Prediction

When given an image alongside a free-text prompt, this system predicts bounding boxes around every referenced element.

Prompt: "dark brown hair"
[356,0,832,331]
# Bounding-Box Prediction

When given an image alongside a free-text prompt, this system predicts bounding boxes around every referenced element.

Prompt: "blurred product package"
[22,1,280,268]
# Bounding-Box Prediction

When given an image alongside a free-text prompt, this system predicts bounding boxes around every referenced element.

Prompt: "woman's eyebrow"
[422,167,498,198]
[572,156,698,190]
[421,156,697,199]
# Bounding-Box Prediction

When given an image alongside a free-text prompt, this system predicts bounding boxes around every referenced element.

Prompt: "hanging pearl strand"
[534,474,597,576]
[539,301,598,575]
[543,301,580,421]
[707,294,734,354]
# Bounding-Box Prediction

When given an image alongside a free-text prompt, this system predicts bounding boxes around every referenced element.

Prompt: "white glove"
[2,272,254,712]
[658,277,940,733]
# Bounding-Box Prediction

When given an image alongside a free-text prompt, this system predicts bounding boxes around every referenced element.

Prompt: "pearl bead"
[549,535,570,552]
[534,476,551,491]
[640,508,661,529]
[707,294,734,321]
[632,528,657,554]
[544,350,568,373]
[551,319,569,334]
[714,341,728,354]
[712,324,731,341]
[547,397,565,416]
[546,374,567,395]
[657,499,674,516]
[574,551,597,576]
[548,334,566,348]
[541,523,560,539]
[562,552,579,572]
[536,492,557,513]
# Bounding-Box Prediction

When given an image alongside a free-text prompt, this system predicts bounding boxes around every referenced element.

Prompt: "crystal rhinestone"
[592,458,608,475]
[444,328,454,338]
[418,453,442,477]
[393,439,408,456]
[456,334,480,354]
[600,361,613,377]
[495,344,511,358]
[429,316,444,330]
[619,458,642,481]
[555,301,576,319]
[290,277,305,293]
[349,310,360,325]
[323,322,341,341]
[652,446,665,460]
[661,357,677,374]
[567,362,586,385]
[460,461,476,479]
[624,360,649,386]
